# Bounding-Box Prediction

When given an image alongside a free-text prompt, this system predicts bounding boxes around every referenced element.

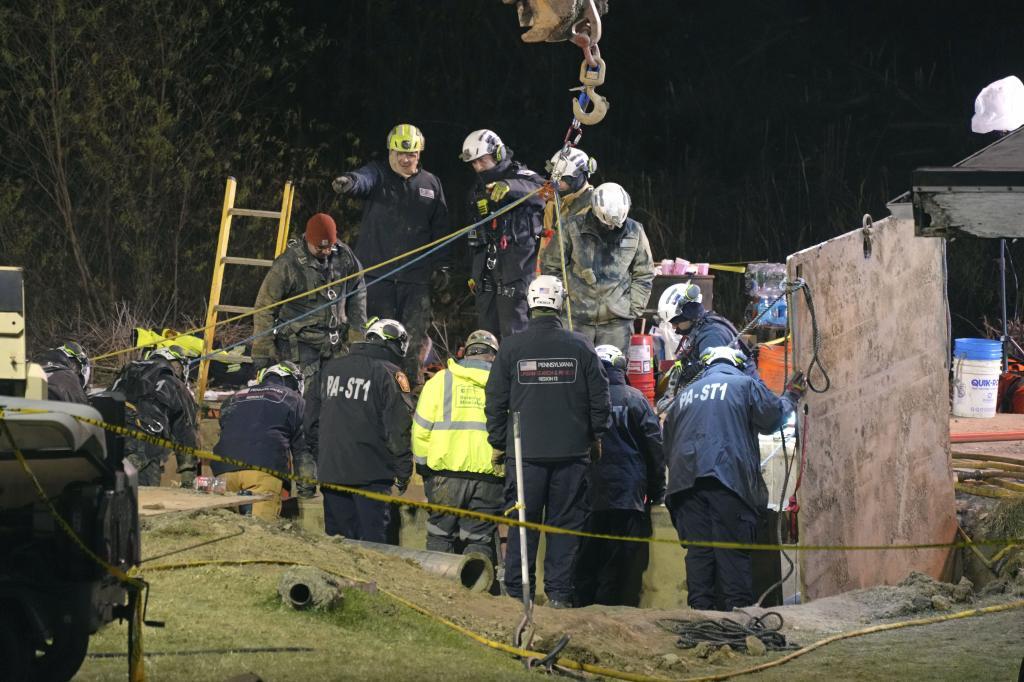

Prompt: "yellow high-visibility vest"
[411,358,496,476]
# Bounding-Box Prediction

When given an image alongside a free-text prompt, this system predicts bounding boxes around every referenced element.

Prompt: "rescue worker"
[539,182,654,353]
[34,341,90,404]
[537,147,597,271]
[663,346,805,610]
[485,275,611,608]
[657,283,757,413]
[332,123,449,386]
[210,361,305,520]
[576,344,665,607]
[111,345,199,487]
[252,212,367,497]
[318,318,414,542]
[461,129,545,339]
[412,330,503,564]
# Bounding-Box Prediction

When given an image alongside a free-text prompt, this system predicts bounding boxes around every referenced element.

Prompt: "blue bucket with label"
[952,338,1002,418]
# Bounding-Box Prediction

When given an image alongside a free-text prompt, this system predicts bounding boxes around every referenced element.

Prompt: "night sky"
[289,0,1024,330]
[4,0,1022,338]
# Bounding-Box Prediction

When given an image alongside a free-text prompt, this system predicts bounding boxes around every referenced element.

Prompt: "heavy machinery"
[0,267,141,681]
[503,0,609,43]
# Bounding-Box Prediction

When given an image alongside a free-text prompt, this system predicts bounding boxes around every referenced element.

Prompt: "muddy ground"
[78,509,1024,681]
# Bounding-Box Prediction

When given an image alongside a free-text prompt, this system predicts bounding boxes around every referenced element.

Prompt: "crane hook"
[571,86,609,126]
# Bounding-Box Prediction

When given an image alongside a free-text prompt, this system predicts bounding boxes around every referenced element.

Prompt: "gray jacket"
[540,211,654,324]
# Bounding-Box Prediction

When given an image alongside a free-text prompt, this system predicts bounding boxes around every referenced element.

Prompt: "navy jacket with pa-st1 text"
[484,313,610,460]
[663,362,794,512]
[317,342,414,486]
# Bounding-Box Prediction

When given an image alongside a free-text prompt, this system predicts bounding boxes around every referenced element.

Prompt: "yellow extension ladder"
[196,177,295,401]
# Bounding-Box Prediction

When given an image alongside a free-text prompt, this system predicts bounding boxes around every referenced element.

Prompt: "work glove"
[590,439,603,463]
[476,198,490,217]
[332,174,354,194]
[395,478,409,496]
[491,448,506,478]
[783,371,808,404]
[295,456,318,498]
[431,266,451,291]
[179,468,197,490]
[538,181,555,202]
[486,181,511,203]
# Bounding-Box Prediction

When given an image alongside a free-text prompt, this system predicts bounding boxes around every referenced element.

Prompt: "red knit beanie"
[305,213,338,247]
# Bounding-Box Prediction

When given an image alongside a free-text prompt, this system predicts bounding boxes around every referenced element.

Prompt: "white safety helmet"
[526,275,565,312]
[258,360,305,394]
[459,129,506,163]
[546,147,596,181]
[56,341,91,388]
[658,281,702,323]
[591,182,631,227]
[365,318,410,357]
[700,345,747,368]
[595,344,626,370]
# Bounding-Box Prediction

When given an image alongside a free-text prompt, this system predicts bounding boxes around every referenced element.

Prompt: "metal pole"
[513,411,532,616]
[1001,239,1009,372]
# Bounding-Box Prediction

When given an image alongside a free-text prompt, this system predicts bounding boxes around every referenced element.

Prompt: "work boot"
[295,451,318,498]
[547,599,572,609]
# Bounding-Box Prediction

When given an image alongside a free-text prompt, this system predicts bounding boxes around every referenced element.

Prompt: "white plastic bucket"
[952,357,1001,418]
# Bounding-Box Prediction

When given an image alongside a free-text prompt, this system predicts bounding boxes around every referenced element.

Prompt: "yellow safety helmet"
[387,124,425,152]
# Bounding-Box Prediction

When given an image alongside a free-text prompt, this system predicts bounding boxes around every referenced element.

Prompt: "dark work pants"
[668,477,758,611]
[276,338,327,495]
[366,278,431,385]
[424,475,503,564]
[475,277,529,340]
[575,509,652,607]
[322,482,392,542]
[503,458,590,603]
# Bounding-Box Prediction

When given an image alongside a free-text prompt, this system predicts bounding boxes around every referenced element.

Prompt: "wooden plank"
[138,486,272,517]
[788,216,956,600]
[950,413,1024,435]
[951,456,1024,473]
[951,441,1024,466]
[956,482,1021,499]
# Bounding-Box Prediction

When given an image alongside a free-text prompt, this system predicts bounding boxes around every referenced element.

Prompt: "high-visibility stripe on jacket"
[412,357,497,477]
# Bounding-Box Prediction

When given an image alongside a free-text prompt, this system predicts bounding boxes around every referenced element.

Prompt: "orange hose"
[950,431,1024,443]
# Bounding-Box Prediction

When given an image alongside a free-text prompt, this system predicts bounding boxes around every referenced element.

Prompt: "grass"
[77,563,538,681]
[751,609,1024,682]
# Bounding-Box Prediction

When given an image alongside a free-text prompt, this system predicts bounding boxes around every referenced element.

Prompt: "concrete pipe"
[277,566,344,611]
[344,540,494,592]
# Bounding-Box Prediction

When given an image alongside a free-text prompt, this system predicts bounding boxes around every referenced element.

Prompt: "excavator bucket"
[503,0,609,43]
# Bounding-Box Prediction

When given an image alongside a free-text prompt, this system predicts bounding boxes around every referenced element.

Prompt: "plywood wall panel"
[787,216,956,600]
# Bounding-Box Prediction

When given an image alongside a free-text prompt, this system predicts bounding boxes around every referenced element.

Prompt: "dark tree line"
[1,0,1020,351]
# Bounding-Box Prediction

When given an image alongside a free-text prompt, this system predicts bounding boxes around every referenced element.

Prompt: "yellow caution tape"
[762,334,791,346]
[93,189,542,362]
[0,416,148,681]
[141,559,669,682]
[3,406,1019,554]
[0,417,142,588]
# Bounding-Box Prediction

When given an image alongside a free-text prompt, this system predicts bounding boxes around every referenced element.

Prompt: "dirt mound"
[843,571,975,619]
